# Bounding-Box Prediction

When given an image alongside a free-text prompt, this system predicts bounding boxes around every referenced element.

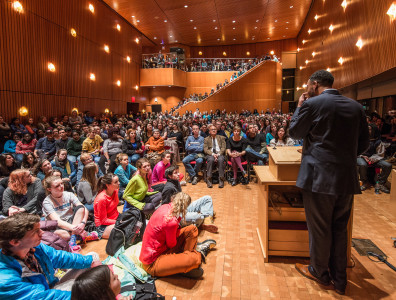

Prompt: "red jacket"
[94,190,119,226]
[139,203,180,265]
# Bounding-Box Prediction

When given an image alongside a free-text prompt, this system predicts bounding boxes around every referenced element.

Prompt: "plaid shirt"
[2,248,40,273]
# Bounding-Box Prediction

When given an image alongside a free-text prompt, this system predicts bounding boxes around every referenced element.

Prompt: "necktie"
[213,137,217,154]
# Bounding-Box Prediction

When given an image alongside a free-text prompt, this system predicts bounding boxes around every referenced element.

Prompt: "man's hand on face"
[297,92,309,108]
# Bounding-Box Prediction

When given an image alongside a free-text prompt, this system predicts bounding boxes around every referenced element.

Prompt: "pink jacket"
[139,203,180,265]
[151,161,170,184]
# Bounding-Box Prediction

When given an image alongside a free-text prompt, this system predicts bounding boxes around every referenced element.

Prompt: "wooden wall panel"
[295,0,396,96]
[146,87,186,113]
[0,0,144,122]
[140,69,187,87]
[177,61,282,114]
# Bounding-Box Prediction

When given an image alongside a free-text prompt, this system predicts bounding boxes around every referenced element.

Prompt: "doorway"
[151,104,162,113]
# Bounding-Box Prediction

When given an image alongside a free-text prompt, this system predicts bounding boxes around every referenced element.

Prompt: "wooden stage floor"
[82,167,396,299]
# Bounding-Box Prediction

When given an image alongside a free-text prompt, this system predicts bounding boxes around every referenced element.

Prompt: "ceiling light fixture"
[116,80,121,86]
[193,26,197,29]
[213,20,216,22]
[305,59,309,64]
[232,20,236,23]
[47,62,55,72]
[153,36,157,39]
[312,51,316,57]
[308,29,312,34]
[135,37,139,43]
[356,38,363,49]
[190,19,193,22]
[326,68,331,72]
[329,24,334,32]
[314,15,319,21]
[136,20,140,22]
[135,85,139,90]
[299,66,303,70]
[297,48,300,52]
[341,0,348,9]
[387,3,396,20]
[223,51,227,56]
[12,1,23,13]
[90,73,96,81]
[104,45,110,53]
[116,24,121,31]
[246,51,250,55]
[290,5,293,8]
[215,27,218,29]
[89,3,94,13]
[270,50,274,55]
[302,40,306,44]
[256,19,259,22]
[302,84,307,88]
[126,56,131,63]
[184,5,188,8]
[338,57,344,65]
[70,28,77,37]
[164,20,167,22]
[198,51,202,55]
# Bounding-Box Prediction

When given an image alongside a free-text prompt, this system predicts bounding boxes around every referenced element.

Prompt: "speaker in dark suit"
[289,70,369,294]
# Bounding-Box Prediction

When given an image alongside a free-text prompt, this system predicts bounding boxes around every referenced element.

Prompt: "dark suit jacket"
[204,135,226,156]
[289,89,369,195]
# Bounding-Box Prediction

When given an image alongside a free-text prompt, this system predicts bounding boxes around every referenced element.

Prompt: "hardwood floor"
[82,168,396,299]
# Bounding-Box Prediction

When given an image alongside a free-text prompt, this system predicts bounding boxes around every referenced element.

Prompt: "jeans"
[84,203,94,212]
[15,153,24,162]
[128,154,141,166]
[184,195,214,227]
[356,157,392,184]
[182,153,204,178]
[244,147,268,165]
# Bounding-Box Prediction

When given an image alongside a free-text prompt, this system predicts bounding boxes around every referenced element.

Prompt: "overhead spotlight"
[90,73,96,81]
[387,3,396,20]
[116,24,121,31]
[47,62,56,72]
[308,29,312,34]
[296,87,300,91]
[232,20,236,23]
[314,15,319,21]
[12,1,23,13]
[326,68,331,72]
[312,51,316,57]
[299,66,303,70]
[153,36,157,39]
[356,38,363,49]
[126,56,131,63]
[190,19,193,22]
[338,57,344,65]
[223,51,227,56]
[270,50,274,55]
[341,0,348,9]
[193,27,197,29]
[164,20,167,22]
[135,37,139,43]
[116,80,121,86]
[184,5,188,8]
[70,28,77,37]
[135,85,139,90]
[302,40,306,44]
[329,24,334,32]
[88,3,94,13]
[302,84,307,89]
[104,45,110,53]
[246,51,250,56]
[305,59,309,64]
[215,27,218,29]
[297,48,300,52]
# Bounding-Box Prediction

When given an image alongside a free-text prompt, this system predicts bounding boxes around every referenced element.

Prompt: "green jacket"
[123,175,157,210]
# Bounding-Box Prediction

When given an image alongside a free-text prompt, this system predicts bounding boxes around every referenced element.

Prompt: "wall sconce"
[223,51,227,56]
[47,62,56,72]
[72,108,78,114]
[296,87,300,91]
[198,51,203,55]
[302,84,307,89]
[387,3,396,20]
[89,4,94,13]
[312,51,316,57]
[12,1,23,13]
[341,0,348,10]
[89,73,95,81]
[19,106,28,116]
[246,51,250,56]
[308,29,312,34]
[270,50,275,55]
[135,38,139,44]
[302,40,306,44]
[356,39,363,49]
[135,85,139,90]
[126,56,131,63]
[326,67,331,72]
[70,28,77,37]
[299,66,303,70]
[305,59,309,64]
[116,24,121,31]
[314,15,319,21]
[329,24,334,32]
[104,108,109,113]
[338,57,344,65]
[104,45,110,53]
[116,80,121,87]
[297,48,300,52]
[142,109,146,113]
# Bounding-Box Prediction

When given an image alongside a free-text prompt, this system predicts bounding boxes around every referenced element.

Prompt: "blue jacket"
[185,135,204,154]
[0,243,93,300]
[51,159,77,184]
[115,164,137,188]
[3,140,16,153]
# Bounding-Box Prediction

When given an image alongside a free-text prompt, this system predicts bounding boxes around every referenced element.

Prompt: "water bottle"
[375,181,380,194]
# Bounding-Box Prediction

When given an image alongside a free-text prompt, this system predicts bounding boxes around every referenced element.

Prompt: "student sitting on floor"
[0,213,101,300]
[152,151,185,185]
[139,192,216,278]
[114,153,136,200]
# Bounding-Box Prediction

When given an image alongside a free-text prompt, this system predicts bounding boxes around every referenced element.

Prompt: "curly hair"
[0,213,40,251]
[115,153,128,165]
[8,169,30,195]
[168,192,191,223]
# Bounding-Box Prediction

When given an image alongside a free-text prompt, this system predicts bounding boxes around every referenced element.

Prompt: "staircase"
[174,60,281,114]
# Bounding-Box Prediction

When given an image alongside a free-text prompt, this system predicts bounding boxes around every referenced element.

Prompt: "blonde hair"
[80,153,92,164]
[168,192,191,222]
[115,153,128,165]
[42,175,63,195]
[8,169,29,195]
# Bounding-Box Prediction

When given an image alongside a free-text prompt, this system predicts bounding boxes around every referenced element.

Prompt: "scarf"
[54,156,71,174]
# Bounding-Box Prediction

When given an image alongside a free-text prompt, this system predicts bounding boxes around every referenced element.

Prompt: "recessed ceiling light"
[254,26,257,29]
[184,5,188,8]
[308,29,312,34]
[275,20,278,22]
[164,20,167,22]
[338,57,344,65]
[116,24,121,31]
[256,19,259,22]
[232,20,236,23]
[286,27,288,29]
[283,35,286,37]
[190,19,193,22]
[233,27,235,29]
[215,27,218,29]
[314,15,319,20]
[194,26,197,29]
[267,37,270,39]
[132,15,135,18]
[356,38,363,49]
[217,38,221,41]
[233,38,236,40]
[169,35,173,37]
[297,48,300,52]
[290,5,293,8]
[286,21,289,24]
[329,24,334,32]
[153,36,157,39]
[213,20,216,22]
[136,20,140,22]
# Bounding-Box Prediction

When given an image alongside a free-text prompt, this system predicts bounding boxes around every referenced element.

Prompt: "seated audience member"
[71,265,132,300]
[55,128,71,152]
[94,174,120,239]
[357,124,392,193]
[2,169,42,216]
[99,128,123,174]
[114,153,137,200]
[51,149,77,185]
[69,110,83,127]
[269,127,295,147]
[21,152,38,171]
[37,115,50,132]
[244,124,268,165]
[145,129,165,167]
[0,116,12,153]
[183,124,205,185]
[3,133,20,155]
[215,121,227,138]
[24,117,37,137]
[35,129,56,160]
[162,166,218,233]
[33,159,60,180]
[0,153,21,178]
[123,158,162,215]
[152,151,184,185]
[0,213,100,299]
[15,133,37,162]
[139,192,216,278]
[77,162,98,212]
[226,126,248,186]
[42,176,98,252]
[82,127,103,163]
[266,122,278,145]
[67,130,84,164]
[141,123,153,144]
[122,129,143,166]
[10,117,28,135]
[204,125,227,188]
[76,153,103,188]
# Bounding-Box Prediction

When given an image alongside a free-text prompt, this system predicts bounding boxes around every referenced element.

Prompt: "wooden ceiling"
[104,0,313,47]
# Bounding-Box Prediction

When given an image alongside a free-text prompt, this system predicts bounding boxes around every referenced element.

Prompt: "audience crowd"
[0,106,394,298]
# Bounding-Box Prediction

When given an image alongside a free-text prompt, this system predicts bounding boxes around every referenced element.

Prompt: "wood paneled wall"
[140,69,187,87]
[177,61,282,114]
[146,87,186,113]
[0,0,144,122]
[295,0,396,96]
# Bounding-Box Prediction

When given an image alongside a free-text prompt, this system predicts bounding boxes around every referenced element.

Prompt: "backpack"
[106,207,146,256]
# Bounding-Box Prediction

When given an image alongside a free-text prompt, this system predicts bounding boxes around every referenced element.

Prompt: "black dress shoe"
[207,179,213,188]
[295,264,330,286]
[219,179,224,188]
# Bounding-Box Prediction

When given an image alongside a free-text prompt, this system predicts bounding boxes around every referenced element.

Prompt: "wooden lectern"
[254,146,353,264]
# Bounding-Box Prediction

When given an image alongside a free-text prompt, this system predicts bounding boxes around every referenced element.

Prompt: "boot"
[219,178,224,188]
[207,178,213,188]
[181,267,204,279]
[196,239,216,263]
[200,217,218,233]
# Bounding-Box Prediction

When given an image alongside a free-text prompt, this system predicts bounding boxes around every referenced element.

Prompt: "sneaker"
[181,267,204,279]
[192,176,198,185]
[83,231,99,243]
[231,179,238,186]
[187,176,193,183]
[68,242,81,253]
[196,239,216,263]
[360,182,369,191]
[180,180,187,186]
[379,184,390,194]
